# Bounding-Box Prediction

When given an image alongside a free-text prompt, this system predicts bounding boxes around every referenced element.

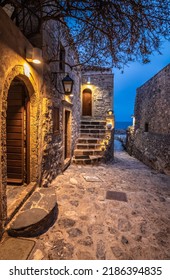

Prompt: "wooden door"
[6,81,27,184]
[82,89,92,116]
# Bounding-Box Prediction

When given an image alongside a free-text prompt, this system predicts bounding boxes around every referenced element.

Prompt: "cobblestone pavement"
[29,144,170,260]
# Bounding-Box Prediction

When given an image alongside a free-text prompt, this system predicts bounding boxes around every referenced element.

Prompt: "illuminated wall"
[81,67,114,121]
[0,8,81,238]
[0,8,42,238]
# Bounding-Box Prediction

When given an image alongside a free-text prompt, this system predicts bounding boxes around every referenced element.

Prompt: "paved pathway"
[29,142,170,260]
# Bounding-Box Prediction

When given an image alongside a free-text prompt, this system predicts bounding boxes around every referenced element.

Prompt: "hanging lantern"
[62,74,74,95]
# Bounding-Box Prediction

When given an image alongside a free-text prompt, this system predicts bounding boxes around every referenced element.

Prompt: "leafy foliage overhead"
[0,0,170,67]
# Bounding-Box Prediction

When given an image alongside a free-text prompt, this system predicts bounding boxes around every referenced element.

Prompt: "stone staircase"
[73,119,107,164]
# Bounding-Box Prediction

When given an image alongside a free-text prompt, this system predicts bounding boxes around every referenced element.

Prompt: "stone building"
[126,64,170,175]
[81,67,114,119]
[73,67,114,164]
[0,7,114,238]
[0,7,81,238]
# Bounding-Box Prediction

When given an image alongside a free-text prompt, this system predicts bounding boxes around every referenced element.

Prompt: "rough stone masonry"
[127,64,170,175]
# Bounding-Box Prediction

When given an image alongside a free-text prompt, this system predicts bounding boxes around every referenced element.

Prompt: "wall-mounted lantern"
[131,115,135,127]
[107,123,112,129]
[62,74,74,95]
[107,109,113,116]
[87,77,91,84]
[26,47,42,64]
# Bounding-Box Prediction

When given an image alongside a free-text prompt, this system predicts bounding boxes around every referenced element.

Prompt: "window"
[53,107,60,134]
[59,44,65,72]
[144,122,149,132]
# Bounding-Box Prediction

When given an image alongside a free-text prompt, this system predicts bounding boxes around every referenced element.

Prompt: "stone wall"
[0,8,81,238]
[81,67,114,161]
[126,126,135,156]
[40,20,81,187]
[0,8,42,238]
[127,64,170,174]
[82,68,114,120]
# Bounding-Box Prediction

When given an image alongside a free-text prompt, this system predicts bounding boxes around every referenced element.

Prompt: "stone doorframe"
[63,106,72,168]
[0,65,39,235]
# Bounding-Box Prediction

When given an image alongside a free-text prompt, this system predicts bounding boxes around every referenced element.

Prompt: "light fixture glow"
[23,63,30,77]
[32,59,41,64]
[131,115,135,127]
[62,74,74,94]
[26,47,42,64]
[107,109,113,115]
[107,123,112,129]
[87,77,91,84]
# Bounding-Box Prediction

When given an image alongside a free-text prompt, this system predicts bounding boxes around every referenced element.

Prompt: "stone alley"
[0,2,170,263]
[2,141,169,260]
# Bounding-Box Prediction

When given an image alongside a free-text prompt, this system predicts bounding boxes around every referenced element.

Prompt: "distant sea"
[115,121,132,130]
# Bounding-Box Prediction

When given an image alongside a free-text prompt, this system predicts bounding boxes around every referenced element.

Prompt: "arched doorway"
[6,77,30,184]
[82,88,92,116]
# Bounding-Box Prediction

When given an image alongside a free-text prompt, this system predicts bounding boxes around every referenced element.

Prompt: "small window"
[144,122,149,132]
[53,107,60,134]
[59,44,65,72]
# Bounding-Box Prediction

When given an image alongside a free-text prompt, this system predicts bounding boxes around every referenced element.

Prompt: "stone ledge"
[7,188,58,237]
[8,205,58,237]
[6,182,37,225]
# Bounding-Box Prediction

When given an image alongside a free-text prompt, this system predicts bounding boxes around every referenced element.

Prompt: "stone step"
[72,158,92,164]
[74,155,90,159]
[73,119,107,165]
[7,188,58,237]
[80,128,106,134]
[72,155,102,165]
[80,133,106,138]
[81,120,106,125]
[76,143,102,150]
[89,155,103,161]
[78,138,103,144]
[74,149,104,156]
[81,124,106,129]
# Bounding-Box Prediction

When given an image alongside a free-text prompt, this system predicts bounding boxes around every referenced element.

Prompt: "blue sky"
[114,40,170,122]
